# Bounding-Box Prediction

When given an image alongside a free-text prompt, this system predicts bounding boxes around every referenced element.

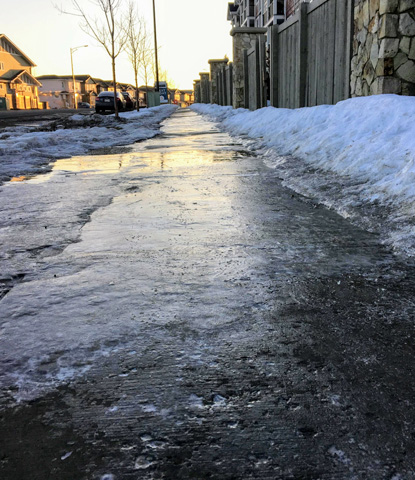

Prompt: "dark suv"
[95,91,126,113]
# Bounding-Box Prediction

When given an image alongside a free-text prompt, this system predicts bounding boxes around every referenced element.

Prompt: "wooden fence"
[215,63,234,106]
[270,0,354,108]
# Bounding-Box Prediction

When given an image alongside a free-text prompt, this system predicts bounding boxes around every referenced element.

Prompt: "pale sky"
[2,0,233,90]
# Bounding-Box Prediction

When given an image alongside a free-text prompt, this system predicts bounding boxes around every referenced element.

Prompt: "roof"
[0,34,37,67]
[1,69,41,85]
[138,85,155,92]
[75,75,95,83]
[36,75,74,80]
[92,78,110,86]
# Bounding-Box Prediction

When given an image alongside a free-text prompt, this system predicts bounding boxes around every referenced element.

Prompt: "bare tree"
[159,65,176,90]
[58,0,127,119]
[124,2,146,111]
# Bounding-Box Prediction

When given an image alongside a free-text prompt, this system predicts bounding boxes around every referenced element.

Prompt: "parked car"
[121,92,136,110]
[95,91,126,113]
[77,102,91,109]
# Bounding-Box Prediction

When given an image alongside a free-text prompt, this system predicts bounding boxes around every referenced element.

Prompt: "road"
[1,109,415,479]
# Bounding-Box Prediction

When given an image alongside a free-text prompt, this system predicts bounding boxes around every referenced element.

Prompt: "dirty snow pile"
[0,105,178,181]
[192,96,415,255]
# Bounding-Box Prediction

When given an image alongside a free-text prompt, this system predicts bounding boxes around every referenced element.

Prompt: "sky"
[2,0,233,90]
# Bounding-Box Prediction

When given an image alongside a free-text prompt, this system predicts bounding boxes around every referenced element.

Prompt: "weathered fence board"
[277,15,299,108]
[271,0,353,109]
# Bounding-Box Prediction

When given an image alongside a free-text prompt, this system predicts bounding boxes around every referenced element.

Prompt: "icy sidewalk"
[0,105,178,182]
[192,96,415,256]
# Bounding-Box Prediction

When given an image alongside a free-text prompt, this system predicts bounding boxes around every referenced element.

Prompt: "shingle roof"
[1,69,41,85]
[0,34,37,67]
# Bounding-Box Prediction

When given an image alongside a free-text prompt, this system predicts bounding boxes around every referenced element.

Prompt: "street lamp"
[70,45,88,109]
[152,0,160,92]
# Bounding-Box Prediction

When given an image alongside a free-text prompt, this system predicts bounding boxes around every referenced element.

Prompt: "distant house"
[0,34,41,109]
[105,81,136,98]
[76,75,98,106]
[37,75,81,109]
[37,74,101,108]
[173,89,194,108]
[92,78,109,95]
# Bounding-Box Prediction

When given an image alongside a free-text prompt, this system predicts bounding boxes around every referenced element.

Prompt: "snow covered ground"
[191,96,415,256]
[0,105,178,182]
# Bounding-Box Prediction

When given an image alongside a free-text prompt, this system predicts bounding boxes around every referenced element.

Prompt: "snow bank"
[191,96,415,255]
[0,105,178,181]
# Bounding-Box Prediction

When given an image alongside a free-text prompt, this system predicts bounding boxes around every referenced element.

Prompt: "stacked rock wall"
[352,0,415,96]
[209,59,229,105]
[231,28,267,108]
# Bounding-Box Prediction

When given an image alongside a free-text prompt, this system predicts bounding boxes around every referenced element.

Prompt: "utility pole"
[70,45,88,109]
[152,0,160,92]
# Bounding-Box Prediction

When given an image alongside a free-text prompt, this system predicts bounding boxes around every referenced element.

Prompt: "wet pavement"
[1,109,415,479]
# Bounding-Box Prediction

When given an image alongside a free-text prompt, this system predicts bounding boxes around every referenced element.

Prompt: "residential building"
[173,89,194,108]
[255,0,286,27]
[76,75,98,106]
[92,78,110,95]
[0,34,41,109]
[37,75,81,109]
[37,75,106,108]
[227,0,293,28]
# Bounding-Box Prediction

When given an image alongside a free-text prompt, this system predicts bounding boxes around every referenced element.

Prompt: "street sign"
[158,82,168,104]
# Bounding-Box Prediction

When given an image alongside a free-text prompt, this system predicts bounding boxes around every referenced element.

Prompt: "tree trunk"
[112,58,119,119]
[135,72,139,111]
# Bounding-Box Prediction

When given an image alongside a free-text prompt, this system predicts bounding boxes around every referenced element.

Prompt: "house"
[37,75,81,109]
[37,75,102,108]
[0,34,41,109]
[173,89,194,108]
[76,75,98,106]
[105,81,135,96]
[227,0,287,28]
[92,78,109,94]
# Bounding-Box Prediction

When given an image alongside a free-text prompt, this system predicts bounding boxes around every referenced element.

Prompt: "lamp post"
[152,0,160,92]
[70,45,88,109]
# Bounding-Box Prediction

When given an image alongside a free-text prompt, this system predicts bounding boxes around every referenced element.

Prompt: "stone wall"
[199,73,211,104]
[194,80,201,104]
[231,27,267,108]
[352,0,415,96]
[209,59,229,105]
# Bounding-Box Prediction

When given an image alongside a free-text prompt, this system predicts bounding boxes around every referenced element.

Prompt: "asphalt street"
[1,109,415,479]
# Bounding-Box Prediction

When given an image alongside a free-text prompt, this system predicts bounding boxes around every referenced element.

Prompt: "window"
[0,62,4,71]
[0,84,3,90]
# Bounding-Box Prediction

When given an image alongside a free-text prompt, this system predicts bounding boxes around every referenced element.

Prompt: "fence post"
[297,2,308,108]
[258,35,267,108]
[270,24,279,107]
[243,49,249,109]
[221,66,227,106]
[345,0,354,99]
[227,63,233,106]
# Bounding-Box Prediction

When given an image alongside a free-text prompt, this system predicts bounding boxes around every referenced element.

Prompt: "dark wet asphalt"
[2,109,415,479]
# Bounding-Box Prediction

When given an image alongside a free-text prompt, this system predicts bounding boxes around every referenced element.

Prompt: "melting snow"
[192,97,415,255]
[0,105,178,182]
